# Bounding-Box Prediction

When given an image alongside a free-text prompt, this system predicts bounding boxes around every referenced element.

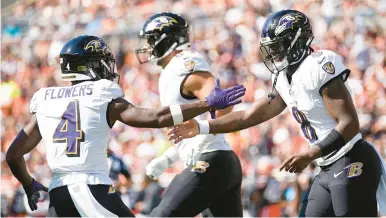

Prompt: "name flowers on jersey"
[44,83,94,100]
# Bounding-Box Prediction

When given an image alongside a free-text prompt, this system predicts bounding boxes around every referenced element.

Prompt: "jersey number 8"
[291,107,318,143]
[53,100,85,157]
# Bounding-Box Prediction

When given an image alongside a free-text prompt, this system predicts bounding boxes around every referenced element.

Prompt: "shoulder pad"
[175,50,211,75]
[317,50,344,75]
[30,89,45,114]
[95,79,124,102]
[302,50,349,93]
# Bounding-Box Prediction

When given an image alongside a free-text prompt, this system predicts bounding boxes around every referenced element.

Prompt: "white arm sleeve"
[163,146,180,164]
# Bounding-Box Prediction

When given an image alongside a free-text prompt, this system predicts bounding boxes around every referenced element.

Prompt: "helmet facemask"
[260,28,314,103]
[135,33,190,64]
[260,37,290,74]
[135,27,190,64]
[97,58,120,83]
[260,28,314,75]
[135,32,177,64]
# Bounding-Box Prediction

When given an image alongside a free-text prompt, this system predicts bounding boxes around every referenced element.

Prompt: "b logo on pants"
[192,161,210,173]
[344,162,363,178]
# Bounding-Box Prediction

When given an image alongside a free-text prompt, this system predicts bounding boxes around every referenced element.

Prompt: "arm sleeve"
[163,146,180,164]
[312,51,350,95]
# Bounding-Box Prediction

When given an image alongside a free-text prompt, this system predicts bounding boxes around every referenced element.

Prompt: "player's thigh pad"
[206,185,243,217]
[205,151,243,217]
[328,140,381,216]
[151,151,241,217]
[300,174,334,217]
[88,185,135,217]
[150,167,214,217]
[67,183,118,217]
[49,185,81,217]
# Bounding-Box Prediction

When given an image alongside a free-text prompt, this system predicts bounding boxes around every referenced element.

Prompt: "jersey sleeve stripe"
[106,102,115,128]
[179,73,198,100]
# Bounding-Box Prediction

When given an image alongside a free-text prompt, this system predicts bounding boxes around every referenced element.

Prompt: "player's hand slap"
[279,152,313,174]
[206,78,246,109]
[207,78,244,119]
[168,119,199,143]
[169,78,246,144]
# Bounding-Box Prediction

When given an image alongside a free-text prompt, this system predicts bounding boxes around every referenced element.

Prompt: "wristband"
[316,129,346,156]
[197,120,210,134]
[169,105,183,125]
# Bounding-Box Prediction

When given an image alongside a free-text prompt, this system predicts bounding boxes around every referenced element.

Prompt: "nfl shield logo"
[108,185,116,194]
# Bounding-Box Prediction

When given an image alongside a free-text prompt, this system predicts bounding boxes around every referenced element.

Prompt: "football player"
[6,35,245,217]
[169,10,386,216]
[135,12,243,217]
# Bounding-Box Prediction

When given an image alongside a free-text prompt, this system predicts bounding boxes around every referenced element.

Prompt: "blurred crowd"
[1,0,386,216]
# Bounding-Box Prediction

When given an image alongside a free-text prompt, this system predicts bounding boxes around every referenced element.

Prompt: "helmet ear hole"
[286,33,313,64]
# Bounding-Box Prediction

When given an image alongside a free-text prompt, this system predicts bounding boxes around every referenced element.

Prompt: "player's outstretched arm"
[6,115,49,211]
[168,92,287,143]
[182,72,234,118]
[108,80,246,128]
[208,93,287,133]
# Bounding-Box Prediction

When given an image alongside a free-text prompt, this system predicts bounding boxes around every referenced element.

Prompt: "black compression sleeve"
[6,130,33,186]
[316,129,346,156]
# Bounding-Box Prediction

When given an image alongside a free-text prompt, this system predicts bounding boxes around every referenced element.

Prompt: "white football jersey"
[159,50,231,161]
[30,79,123,190]
[274,50,362,166]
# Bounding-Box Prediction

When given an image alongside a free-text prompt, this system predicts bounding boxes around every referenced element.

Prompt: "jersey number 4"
[291,107,318,143]
[53,100,85,157]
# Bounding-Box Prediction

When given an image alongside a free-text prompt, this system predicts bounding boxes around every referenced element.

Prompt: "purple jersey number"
[291,107,318,143]
[53,100,85,157]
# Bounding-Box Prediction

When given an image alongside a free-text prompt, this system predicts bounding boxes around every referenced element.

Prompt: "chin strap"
[267,31,314,104]
[268,72,279,104]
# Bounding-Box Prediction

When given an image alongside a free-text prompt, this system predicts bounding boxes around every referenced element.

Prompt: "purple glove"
[23,178,48,211]
[206,78,246,115]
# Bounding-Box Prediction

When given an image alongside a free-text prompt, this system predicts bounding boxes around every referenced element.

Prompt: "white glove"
[184,148,202,168]
[146,156,170,180]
